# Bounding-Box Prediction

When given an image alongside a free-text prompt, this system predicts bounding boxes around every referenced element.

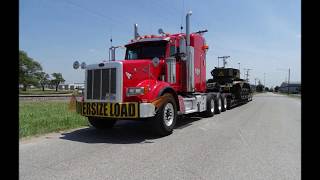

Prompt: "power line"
[60,0,116,25]
[148,0,203,33]
[218,56,230,68]
[147,0,185,32]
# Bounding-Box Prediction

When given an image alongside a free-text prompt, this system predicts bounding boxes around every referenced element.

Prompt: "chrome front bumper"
[139,103,156,118]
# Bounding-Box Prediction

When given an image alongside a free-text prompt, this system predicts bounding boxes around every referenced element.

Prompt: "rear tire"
[215,95,222,114]
[200,94,215,117]
[88,117,117,129]
[151,93,177,136]
[221,95,227,112]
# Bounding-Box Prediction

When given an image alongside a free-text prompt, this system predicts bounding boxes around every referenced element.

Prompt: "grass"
[19,89,74,95]
[19,101,88,139]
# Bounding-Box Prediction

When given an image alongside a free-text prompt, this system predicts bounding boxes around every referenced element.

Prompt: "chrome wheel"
[163,102,174,126]
[210,99,215,113]
[218,98,222,112]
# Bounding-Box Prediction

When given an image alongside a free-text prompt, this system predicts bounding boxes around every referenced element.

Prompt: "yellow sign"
[76,102,139,118]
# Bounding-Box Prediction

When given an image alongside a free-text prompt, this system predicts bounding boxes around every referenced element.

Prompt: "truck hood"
[119,59,164,87]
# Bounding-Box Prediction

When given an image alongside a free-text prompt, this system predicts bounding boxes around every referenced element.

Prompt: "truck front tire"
[152,93,177,136]
[88,117,117,129]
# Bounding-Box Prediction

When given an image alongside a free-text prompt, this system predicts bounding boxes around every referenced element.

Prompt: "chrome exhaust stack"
[186,11,194,92]
[134,24,139,40]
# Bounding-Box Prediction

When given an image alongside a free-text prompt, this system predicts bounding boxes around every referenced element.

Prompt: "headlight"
[127,87,145,96]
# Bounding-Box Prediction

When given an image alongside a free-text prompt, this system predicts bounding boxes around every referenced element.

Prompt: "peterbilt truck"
[75,12,244,136]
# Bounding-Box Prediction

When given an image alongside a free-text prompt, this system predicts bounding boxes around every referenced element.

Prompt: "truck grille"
[86,68,117,100]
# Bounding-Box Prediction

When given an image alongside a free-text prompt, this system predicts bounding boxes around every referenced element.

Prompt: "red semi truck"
[76,12,233,136]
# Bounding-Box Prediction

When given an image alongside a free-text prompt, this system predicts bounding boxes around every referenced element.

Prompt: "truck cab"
[76,12,223,136]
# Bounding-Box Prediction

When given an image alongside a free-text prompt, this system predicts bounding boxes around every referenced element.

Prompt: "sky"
[19,0,301,87]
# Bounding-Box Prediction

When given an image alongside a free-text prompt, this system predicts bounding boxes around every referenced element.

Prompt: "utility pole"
[264,73,266,88]
[218,56,230,68]
[276,67,291,94]
[243,68,252,82]
[238,63,240,78]
[288,68,290,94]
[254,78,258,92]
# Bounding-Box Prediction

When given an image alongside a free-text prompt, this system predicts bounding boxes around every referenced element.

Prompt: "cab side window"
[169,45,176,57]
[127,50,138,60]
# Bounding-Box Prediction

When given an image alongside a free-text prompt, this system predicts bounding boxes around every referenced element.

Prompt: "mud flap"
[151,94,172,112]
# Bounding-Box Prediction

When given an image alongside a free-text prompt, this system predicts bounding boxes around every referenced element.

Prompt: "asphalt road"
[19,92,301,180]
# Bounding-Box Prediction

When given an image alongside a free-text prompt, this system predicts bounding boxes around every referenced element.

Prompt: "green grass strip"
[19,101,88,138]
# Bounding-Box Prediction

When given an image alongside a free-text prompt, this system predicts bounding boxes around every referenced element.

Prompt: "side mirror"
[80,62,86,69]
[152,57,160,67]
[73,61,80,69]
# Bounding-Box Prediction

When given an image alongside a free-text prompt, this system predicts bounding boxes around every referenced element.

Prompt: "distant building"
[58,83,84,91]
[279,82,301,94]
[68,83,85,90]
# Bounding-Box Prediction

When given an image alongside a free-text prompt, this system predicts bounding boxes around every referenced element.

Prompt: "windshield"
[125,41,167,60]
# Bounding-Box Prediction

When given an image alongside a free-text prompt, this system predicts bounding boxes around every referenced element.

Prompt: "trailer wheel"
[88,117,117,129]
[221,95,227,112]
[152,93,177,136]
[215,95,222,114]
[201,94,215,117]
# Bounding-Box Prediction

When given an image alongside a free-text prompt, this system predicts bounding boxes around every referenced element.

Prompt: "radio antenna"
[180,0,185,33]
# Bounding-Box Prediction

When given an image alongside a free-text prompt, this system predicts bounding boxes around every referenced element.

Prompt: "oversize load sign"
[76,102,139,118]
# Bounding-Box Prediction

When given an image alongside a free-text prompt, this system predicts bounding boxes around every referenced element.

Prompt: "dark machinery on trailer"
[206,67,253,109]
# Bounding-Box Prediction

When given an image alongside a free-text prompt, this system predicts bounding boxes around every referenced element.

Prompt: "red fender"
[135,80,171,102]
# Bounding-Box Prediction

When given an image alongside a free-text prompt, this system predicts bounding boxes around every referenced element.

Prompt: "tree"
[38,72,50,91]
[274,86,279,92]
[255,80,264,92]
[51,73,65,91]
[19,50,43,91]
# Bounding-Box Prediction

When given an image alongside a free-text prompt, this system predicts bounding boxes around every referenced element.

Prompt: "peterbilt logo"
[125,72,132,79]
